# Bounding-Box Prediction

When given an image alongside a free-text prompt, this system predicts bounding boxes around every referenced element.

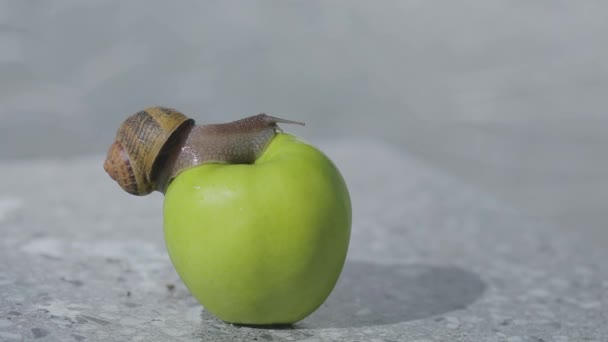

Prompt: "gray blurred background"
[1,1,606,244]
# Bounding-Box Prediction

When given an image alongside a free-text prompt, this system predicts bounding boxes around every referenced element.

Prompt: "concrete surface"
[0,140,606,341]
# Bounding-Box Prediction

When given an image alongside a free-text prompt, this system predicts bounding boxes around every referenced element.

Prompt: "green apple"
[163,133,351,325]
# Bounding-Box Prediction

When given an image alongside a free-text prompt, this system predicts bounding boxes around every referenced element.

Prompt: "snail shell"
[104,107,193,195]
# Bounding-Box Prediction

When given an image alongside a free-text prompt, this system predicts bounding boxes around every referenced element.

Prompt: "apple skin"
[163,133,351,325]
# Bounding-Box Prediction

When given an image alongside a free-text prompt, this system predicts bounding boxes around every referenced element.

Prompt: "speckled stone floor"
[0,139,606,341]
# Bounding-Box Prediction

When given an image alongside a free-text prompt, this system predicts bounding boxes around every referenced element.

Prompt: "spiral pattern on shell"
[103,106,194,195]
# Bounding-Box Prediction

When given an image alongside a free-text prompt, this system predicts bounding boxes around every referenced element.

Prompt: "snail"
[103,106,305,196]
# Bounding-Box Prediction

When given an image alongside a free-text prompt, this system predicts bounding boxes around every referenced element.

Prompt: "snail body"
[103,106,304,195]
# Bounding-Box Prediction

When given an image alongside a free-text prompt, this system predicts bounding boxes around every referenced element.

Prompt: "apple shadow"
[296,260,486,329]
